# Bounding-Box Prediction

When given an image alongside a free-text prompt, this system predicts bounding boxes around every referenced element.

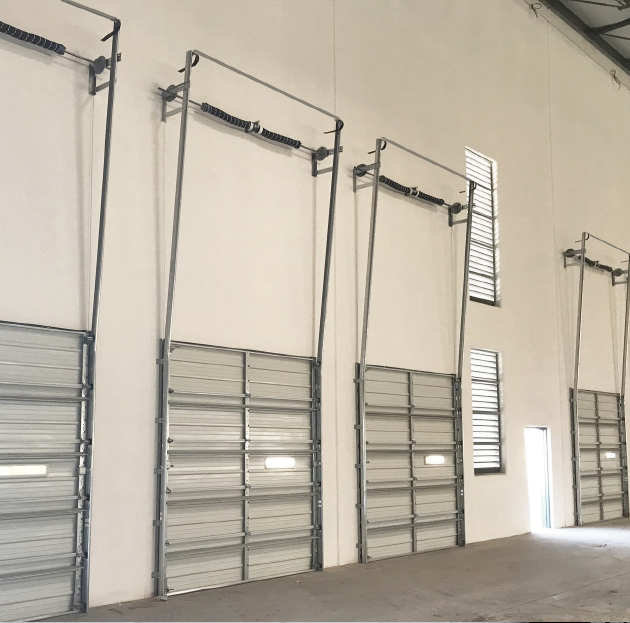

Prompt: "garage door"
[572,389,629,524]
[358,365,464,561]
[0,322,89,622]
[160,342,321,595]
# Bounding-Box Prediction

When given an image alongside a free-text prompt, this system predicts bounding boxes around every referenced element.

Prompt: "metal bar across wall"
[156,50,343,598]
[0,2,121,616]
[355,138,474,562]
[569,232,630,525]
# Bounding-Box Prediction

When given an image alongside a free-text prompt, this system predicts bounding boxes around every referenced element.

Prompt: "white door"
[525,427,551,530]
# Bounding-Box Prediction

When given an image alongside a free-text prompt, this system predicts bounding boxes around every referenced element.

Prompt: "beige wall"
[0,0,628,607]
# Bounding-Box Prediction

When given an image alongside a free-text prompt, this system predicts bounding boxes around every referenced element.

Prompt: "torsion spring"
[564,249,623,275]
[0,21,66,55]
[378,175,445,206]
[200,102,302,149]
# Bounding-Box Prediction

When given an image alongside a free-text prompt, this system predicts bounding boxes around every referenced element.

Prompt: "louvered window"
[466,148,498,305]
[471,348,503,474]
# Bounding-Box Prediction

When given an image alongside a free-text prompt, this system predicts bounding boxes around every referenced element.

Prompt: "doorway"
[525,427,552,530]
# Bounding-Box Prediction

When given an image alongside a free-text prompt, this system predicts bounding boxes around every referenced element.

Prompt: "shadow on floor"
[50,518,630,622]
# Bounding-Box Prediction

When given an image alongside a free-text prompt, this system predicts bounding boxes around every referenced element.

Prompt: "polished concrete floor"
[54,519,630,622]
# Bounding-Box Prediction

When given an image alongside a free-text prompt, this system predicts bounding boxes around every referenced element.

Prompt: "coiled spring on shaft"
[378,175,409,194]
[200,103,251,130]
[378,175,445,206]
[200,102,302,149]
[0,21,66,55]
[564,249,624,276]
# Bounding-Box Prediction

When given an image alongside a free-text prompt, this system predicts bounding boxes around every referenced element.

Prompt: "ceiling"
[544,0,630,75]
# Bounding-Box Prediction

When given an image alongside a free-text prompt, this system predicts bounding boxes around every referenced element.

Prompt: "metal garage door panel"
[248,497,312,535]
[0,323,88,621]
[163,343,320,595]
[248,539,312,580]
[367,452,411,485]
[167,549,243,593]
[168,453,243,493]
[367,489,412,523]
[415,522,457,553]
[249,410,311,444]
[573,389,628,524]
[367,527,413,560]
[166,502,243,544]
[0,575,77,622]
[361,366,461,561]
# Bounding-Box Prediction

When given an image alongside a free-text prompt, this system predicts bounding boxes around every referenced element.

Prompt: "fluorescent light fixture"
[265,457,295,469]
[605,452,617,460]
[0,464,47,477]
[425,455,445,465]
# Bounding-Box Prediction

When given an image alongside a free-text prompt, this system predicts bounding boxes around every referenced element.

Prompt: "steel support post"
[316,119,343,366]
[157,50,193,599]
[357,139,383,563]
[408,371,417,552]
[595,393,604,520]
[619,252,630,517]
[313,119,342,571]
[572,232,588,526]
[453,180,475,546]
[243,352,251,580]
[75,337,90,611]
[311,362,323,570]
[456,181,476,384]
[84,24,120,612]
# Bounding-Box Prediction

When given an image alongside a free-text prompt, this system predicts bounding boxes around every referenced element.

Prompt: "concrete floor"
[54,519,630,622]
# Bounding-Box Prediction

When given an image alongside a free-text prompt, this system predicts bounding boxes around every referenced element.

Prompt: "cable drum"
[0,21,66,55]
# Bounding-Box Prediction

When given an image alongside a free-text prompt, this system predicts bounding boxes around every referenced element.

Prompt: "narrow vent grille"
[471,348,502,473]
[466,149,497,305]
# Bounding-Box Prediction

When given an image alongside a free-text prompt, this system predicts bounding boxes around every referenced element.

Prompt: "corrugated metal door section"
[358,365,464,561]
[161,342,321,595]
[571,389,629,524]
[0,322,90,622]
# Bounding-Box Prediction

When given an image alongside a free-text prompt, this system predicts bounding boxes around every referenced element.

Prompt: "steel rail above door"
[567,232,630,525]
[155,50,343,599]
[354,137,475,563]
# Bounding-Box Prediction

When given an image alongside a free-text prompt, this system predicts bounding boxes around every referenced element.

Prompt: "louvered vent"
[471,348,502,473]
[466,149,498,305]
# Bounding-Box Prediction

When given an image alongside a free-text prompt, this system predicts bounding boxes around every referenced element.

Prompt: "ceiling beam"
[591,15,630,32]
[542,0,630,76]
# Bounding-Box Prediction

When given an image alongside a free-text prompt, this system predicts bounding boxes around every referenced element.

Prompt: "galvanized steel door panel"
[572,389,629,524]
[163,343,320,595]
[360,366,463,561]
[0,323,88,621]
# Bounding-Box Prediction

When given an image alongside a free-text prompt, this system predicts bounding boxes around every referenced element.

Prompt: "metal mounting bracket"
[352,163,379,192]
[449,215,468,227]
[613,269,629,287]
[89,53,121,96]
[563,249,586,270]
[311,145,344,177]
[160,82,191,122]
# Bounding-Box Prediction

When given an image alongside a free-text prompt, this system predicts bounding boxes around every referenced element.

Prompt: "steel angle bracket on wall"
[564,233,630,525]
[0,0,121,616]
[352,138,489,563]
[155,50,343,598]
